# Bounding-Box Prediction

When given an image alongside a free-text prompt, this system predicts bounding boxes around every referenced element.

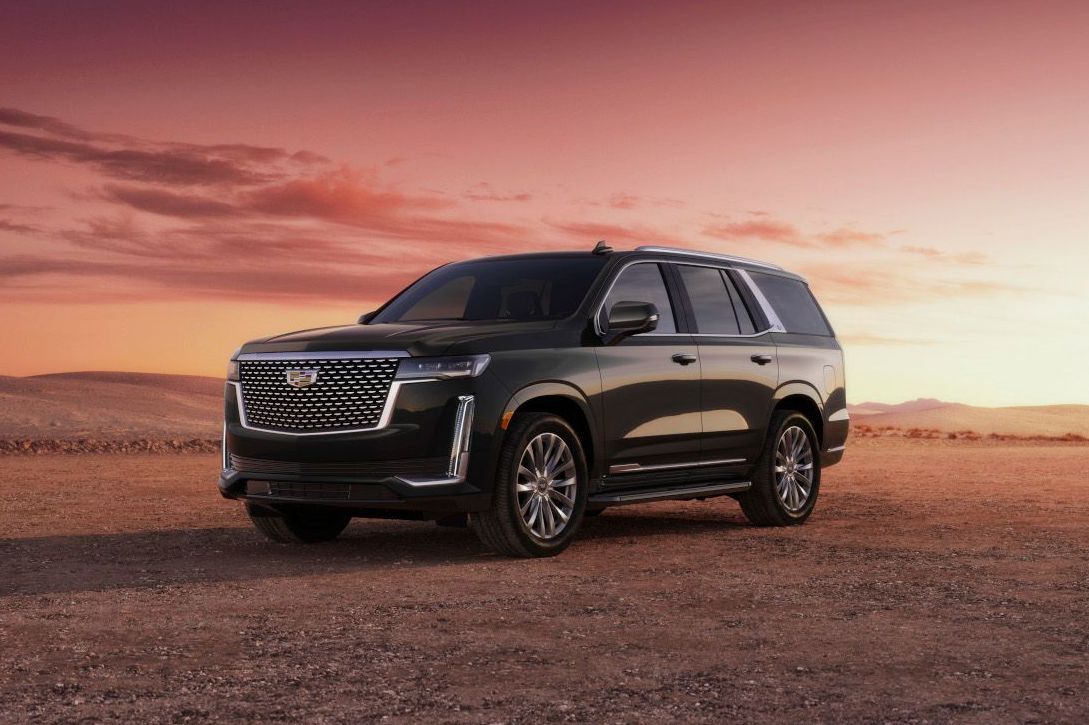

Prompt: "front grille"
[230,454,446,479]
[238,357,400,433]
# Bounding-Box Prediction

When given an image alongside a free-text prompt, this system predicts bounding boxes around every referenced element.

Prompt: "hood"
[239,319,561,357]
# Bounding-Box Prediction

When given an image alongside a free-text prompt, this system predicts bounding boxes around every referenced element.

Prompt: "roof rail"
[634,246,784,271]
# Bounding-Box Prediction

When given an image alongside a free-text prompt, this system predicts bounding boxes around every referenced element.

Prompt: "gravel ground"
[1,438,1088,723]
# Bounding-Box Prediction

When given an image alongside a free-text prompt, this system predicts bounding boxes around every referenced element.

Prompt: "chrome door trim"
[608,457,746,475]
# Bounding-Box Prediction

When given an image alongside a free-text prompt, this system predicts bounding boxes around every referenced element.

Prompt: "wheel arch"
[772,383,825,446]
[502,383,598,477]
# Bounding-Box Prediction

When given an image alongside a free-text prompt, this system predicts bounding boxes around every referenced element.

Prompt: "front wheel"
[246,503,352,543]
[739,411,821,526]
[471,413,589,557]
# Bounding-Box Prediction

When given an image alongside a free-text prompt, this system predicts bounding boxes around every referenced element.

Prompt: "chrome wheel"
[516,432,578,540]
[775,425,814,513]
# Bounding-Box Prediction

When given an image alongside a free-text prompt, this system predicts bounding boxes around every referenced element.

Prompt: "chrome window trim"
[608,457,746,475]
[228,378,432,437]
[734,268,787,333]
[236,350,410,361]
[593,258,785,338]
[635,245,784,271]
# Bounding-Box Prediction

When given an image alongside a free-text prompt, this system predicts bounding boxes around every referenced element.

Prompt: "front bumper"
[219,371,507,513]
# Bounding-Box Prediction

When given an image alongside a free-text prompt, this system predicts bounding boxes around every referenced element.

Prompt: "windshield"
[371,257,608,324]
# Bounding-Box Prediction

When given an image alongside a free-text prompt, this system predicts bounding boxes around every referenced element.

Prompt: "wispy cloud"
[0,107,1008,310]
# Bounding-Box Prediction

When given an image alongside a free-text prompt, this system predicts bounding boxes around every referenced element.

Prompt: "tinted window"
[601,263,677,334]
[749,272,832,335]
[373,257,607,323]
[724,274,757,334]
[676,265,740,335]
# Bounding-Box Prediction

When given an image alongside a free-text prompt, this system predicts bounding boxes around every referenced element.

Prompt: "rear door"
[594,261,702,475]
[671,263,779,465]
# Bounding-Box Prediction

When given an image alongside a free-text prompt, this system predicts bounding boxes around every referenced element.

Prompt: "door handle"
[672,353,698,366]
[750,354,774,365]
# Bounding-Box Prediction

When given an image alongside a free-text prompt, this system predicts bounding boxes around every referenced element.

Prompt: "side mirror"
[357,310,377,324]
[605,301,659,343]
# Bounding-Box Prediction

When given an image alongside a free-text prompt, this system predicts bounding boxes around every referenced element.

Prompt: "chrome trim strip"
[447,395,475,477]
[396,395,475,487]
[236,350,410,361]
[229,378,432,436]
[825,444,846,453]
[828,408,850,422]
[635,246,783,271]
[221,422,230,471]
[608,457,746,475]
[735,268,787,333]
[593,258,780,338]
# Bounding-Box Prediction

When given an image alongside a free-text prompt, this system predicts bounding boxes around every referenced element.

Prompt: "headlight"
[226,348,241,381]
[395,354,491,380]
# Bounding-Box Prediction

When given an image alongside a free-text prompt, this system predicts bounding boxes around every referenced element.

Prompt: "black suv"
[219,244,848,557]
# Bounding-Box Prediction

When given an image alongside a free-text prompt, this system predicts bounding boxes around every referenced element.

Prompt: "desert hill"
[849,398,1089,438]
[0,372,223,439]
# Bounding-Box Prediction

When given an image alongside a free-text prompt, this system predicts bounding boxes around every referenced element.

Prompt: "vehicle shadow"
[0,509,750,597]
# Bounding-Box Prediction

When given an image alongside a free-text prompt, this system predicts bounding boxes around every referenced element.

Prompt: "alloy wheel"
[775,425,814,513]
[516,432,578,540]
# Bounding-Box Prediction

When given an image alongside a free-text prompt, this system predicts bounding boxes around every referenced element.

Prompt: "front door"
[595,262,702,475]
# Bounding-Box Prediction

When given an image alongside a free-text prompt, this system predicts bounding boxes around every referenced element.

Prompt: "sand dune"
[0,372,223,439]
[850,399,1089,438]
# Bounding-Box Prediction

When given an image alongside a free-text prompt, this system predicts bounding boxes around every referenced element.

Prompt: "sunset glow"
[1,0,1087,405]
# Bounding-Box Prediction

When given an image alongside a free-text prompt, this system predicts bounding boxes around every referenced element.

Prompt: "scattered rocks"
[0,438,219,455]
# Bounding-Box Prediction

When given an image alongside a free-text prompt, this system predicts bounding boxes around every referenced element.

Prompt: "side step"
[588,480,751,507]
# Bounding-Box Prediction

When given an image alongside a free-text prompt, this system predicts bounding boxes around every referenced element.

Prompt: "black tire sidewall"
[766,412,821,523]
[499,414,589,555]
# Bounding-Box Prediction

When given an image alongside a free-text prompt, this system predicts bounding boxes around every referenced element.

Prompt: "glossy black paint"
[219,249,849,517]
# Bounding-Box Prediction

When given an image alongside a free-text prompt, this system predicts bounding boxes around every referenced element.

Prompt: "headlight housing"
[395,354,491,380]
[226,348,241,381]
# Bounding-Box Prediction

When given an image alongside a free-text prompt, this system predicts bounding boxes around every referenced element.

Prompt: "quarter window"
[748,272,832,336]
[601,263,677,334]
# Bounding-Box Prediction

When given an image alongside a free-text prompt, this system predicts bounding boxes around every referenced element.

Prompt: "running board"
[588,480,751,507]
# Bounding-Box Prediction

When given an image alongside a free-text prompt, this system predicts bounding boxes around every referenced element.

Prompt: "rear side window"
[748,272,832,336]
[675,265,740,334]
[601,263,678,334]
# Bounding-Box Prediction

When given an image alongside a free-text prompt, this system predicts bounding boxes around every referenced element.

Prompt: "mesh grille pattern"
[238,357,400,433]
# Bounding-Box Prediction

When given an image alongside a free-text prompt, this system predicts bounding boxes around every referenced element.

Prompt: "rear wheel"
[739,411,821,526]
[246,503,352,543]
[471,413,588,557]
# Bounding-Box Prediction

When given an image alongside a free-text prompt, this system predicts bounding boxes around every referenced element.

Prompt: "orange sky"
[1,0,1087,406]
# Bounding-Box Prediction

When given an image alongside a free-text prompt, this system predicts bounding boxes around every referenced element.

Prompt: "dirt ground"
[2,439,1088,723]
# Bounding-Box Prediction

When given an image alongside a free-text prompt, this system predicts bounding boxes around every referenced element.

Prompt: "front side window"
[600,263,678,334]
[748,271,832,336]
[372,257,607,323]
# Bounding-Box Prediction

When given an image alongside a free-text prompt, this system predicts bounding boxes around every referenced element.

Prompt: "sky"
[1,0,1087,406]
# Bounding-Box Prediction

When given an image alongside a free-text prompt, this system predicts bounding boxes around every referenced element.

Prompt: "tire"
[246,503,352,543]
[471,413,589,557]
[739,411,821,527]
